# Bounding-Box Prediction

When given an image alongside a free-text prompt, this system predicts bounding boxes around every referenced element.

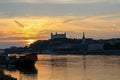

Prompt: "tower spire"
[83,32,85,39]
[82,32,86,44]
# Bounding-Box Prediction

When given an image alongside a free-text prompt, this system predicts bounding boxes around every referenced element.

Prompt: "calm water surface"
[4,55,120,80]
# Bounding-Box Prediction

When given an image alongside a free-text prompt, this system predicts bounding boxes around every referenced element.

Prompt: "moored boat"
[15,53,37,68]
[0,53,37,68]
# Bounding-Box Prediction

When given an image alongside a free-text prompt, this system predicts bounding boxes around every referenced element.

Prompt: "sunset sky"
[0,0,120,48]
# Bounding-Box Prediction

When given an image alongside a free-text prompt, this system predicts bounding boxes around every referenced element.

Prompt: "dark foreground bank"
[0,71,17,80]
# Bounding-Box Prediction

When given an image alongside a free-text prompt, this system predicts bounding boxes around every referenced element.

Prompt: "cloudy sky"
[0,0,120,48]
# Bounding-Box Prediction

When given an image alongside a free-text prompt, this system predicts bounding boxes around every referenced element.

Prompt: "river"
[3,54,120,80]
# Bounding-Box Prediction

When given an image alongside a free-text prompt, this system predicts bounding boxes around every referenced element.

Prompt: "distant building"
[51,32,66,39]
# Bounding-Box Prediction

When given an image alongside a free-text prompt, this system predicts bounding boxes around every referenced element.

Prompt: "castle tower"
[51,32,53,36]
[51,32,53,39]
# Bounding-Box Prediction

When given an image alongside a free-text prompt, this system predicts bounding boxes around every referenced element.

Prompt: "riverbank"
[39,50,120,55]
[86,50,120,55]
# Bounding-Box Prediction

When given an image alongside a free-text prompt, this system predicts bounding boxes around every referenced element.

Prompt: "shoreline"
[39,50,120,55]
[0,70,17,80]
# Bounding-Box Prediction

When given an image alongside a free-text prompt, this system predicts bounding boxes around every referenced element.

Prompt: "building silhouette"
[82,32,86,44]
[51,32,66,39]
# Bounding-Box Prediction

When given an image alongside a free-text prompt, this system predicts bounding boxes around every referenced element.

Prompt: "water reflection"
[4,63,37,80]
[36,55,68,80]
[36,55,89,80]
[4,69,37,80]
[3,55,120,80]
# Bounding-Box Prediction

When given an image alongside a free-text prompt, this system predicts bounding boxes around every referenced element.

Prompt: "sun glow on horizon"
[0,15,120,48]
[26,39,36,45]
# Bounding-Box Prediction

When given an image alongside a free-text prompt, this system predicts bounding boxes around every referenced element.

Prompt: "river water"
[3,55,120,80]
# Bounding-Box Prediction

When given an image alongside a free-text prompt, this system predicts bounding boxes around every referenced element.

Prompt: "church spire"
[82,32,86,44]
[82,32,85,39]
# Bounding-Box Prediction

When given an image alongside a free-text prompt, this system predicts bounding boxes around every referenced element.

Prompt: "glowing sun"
[26,39,36,45]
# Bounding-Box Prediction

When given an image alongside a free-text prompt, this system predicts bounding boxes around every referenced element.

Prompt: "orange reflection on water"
[3,55,120,80]
[4,70,20,80]
[35,55,84,80]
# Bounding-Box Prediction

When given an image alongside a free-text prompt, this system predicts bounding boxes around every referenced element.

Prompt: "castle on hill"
[4,32,120,54]
[51,32,67,39]
[50,32,86,44]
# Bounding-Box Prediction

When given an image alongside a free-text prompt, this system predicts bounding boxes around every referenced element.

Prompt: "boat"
[15,53,37,68]
[2,53,38,68]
